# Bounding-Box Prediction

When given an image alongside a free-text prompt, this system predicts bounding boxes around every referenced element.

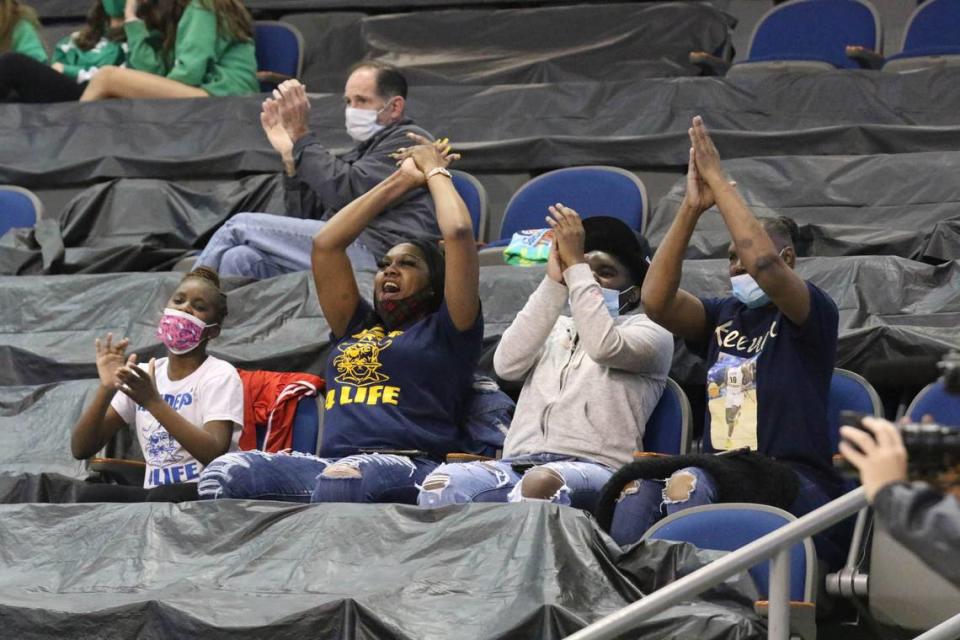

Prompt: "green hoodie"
[53,33,126,82]
[10,19,47,63]
[124,0,257,96]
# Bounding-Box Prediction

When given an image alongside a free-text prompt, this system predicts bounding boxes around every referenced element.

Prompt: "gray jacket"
[874,482,960,587]
[494,264,674,470]
[283,119,439,258]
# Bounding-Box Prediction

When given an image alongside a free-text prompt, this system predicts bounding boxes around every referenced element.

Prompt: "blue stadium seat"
[0,186,43,239]
[827,368,883,453]
[884,0,960,72]
[490,166,648,246]
[450,169,488,241]
[255,395,321,455]
[642,378,692,456]
[907,379,960,425]
[643,503,816,603]
[254,21,305,92]
[730,0,881,74]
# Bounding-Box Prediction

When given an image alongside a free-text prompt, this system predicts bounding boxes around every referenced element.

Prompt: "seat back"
[450,169,488,241]
[255,395,322,455]
[0,186,43,239]
[642,378,692,455]
[498,166,647,241]
[644,503,815,602]
[746,0,880,69]
[907,379,960,425]
[254,21,305,91]
[290,395,321,454]
[901,0,960,54]
[827,368,883,453]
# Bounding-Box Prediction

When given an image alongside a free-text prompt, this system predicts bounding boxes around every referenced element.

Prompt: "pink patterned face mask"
[156,308,215,355]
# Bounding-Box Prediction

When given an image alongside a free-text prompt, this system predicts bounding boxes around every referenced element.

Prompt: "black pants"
[75,481,199,503]
[0,52,86,102]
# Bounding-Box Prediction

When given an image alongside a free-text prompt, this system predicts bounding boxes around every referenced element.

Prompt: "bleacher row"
[1,0,959,638]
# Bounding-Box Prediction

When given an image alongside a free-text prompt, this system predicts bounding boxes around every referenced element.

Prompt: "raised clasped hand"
[273,79,311,144]
[689,115,726,186]
[544,203,586,269]
[260,97,294,158]
[390,133,461,186]
[684,115,737,215]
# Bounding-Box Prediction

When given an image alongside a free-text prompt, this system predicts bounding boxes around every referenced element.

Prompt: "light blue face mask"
[600,285,636,317]
[730,273,770,308]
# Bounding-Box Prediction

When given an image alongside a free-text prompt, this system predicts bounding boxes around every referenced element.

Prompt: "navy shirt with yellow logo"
[321,300,484,460]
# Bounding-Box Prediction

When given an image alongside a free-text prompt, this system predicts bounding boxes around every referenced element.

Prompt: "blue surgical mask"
[600,285,635,317]
[731,273,770,308]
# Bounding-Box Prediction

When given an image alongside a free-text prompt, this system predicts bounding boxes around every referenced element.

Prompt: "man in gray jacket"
[840,415,960,587]
[196,62,437,279]
[418,206,673,511]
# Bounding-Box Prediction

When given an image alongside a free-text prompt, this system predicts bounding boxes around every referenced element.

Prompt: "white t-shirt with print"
[111,356,244,488]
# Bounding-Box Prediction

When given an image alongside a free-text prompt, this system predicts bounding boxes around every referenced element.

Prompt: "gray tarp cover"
[28,0,656,17]
[3,149,960,274]
[0,500,764,639]
[0,257,956,387]
[647,152,960,263]
[10,68,960,186]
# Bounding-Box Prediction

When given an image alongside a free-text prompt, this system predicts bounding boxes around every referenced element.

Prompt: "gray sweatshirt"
[494,264,674,470]
[874,482,960,587]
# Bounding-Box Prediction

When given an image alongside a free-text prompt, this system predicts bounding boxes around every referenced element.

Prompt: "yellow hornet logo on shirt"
[327,327,404,409]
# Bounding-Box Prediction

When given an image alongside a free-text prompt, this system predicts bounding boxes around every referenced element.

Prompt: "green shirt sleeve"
[166,1,218,87]
[124,19,167,75]
[53,34,127,82]
[11,20,47,64]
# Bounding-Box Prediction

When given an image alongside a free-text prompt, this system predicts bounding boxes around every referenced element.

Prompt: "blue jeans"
[608,465,846,568]
[418,453,613,511]
[609,466,719,546]
[196,213,378,279]
[197,450,437,504]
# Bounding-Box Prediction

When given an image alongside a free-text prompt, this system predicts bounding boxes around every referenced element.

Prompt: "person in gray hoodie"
[418,205,673,511]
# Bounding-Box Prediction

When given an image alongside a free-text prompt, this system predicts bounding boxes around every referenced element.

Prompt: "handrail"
[566,488,869,640]
[914,612,960,640]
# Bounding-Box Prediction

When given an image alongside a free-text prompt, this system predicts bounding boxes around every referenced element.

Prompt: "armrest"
[754,600,816,640]
[445,453,495,463]
[88,457,147,486]
[689,51,731,76]
[257,71,295,90]
[845,45,884,70]
[478,246,507,267]
[633,451,670,459]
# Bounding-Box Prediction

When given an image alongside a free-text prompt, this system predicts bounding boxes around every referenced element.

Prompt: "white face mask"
[599,285,635,318]
[345,104,387,142]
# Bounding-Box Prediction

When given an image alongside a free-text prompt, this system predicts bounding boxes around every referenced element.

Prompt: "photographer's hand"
[839,417,908,503]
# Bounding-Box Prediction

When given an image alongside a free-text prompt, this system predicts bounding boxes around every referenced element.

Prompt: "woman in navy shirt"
[198,136,483,504]
[607,117,848,568]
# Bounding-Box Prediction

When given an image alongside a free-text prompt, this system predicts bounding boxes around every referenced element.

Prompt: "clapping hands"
[683,115,737,215]
[390,133,461,186]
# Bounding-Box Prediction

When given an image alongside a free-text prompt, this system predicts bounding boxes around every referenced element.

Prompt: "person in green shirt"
[0,0,126,102]
[0,0,45,63]
[80,0,258,100]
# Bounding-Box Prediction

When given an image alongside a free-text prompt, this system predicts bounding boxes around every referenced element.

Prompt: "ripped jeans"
[608,466,719,546]
[606,464,846,564]
[417,453,613,511]
[197,450,437,504]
